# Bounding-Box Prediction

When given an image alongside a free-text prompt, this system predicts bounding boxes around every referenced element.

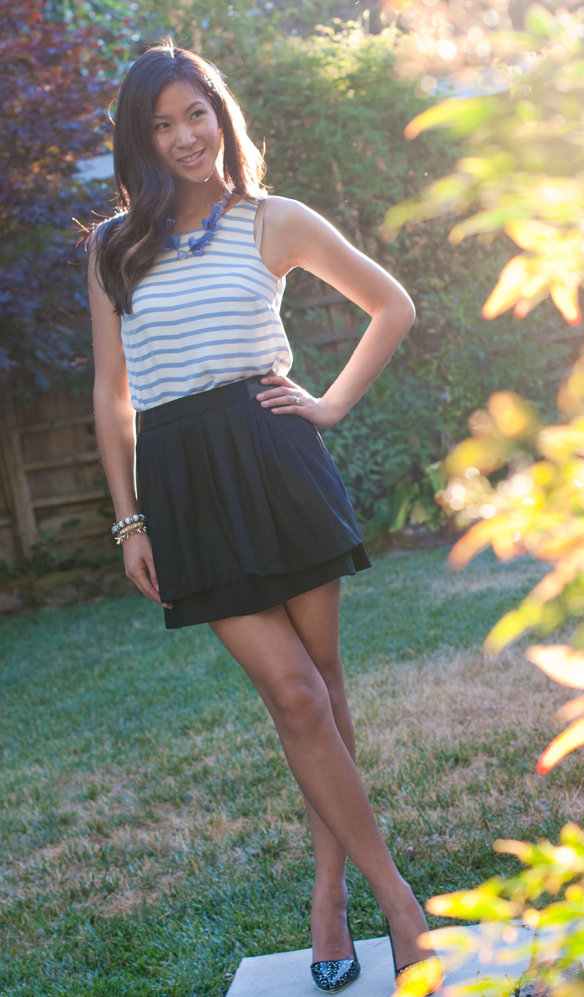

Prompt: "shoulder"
[87,215,125,298]
[260,197,334,252]
[87,214,126,278]
[261,195,317,227]
[255,196,351,276]
[89,213,126,253]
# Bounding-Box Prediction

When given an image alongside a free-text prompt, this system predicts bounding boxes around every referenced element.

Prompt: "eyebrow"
[153,100,204,119]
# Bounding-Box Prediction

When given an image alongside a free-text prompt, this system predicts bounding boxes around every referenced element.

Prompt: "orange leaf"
[527,645,584,689]
[557,354,584,415]
[514,296,544,319]
[550,281,582,326]
[534,530,584,562]
[488,391,534,438]
[448,518,499,569]
[445,436,508,476]
[538,423,584,462]
[492,839,533,860]
[505,220,559,253]
[482,256,533,319]
[558,694,584,722]
[536,718,584,774]
[491,530,522,561]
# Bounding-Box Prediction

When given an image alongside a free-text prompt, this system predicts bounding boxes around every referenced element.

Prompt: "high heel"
[386,918,443,997]
[310,914,361,994]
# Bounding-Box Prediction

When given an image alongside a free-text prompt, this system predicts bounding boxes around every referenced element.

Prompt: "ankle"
[310,884,355,964]
[312,879,348,903]
[375,875,414,917]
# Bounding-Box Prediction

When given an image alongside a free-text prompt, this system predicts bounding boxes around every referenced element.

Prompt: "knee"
[271,679,330,736]
[309,646,343,687]
[312,655,347,706]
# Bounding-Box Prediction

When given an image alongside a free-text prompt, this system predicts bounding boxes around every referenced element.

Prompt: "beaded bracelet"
[112,513,146,537]
[115,522,148,545]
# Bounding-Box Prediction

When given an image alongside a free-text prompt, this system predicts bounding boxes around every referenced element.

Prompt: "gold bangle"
[115,524,148,545]
[117,523,147,537]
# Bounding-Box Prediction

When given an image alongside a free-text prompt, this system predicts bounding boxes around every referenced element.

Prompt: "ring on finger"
[291,395,300,404]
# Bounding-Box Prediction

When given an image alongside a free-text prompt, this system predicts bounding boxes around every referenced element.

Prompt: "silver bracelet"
[112,513,146,537]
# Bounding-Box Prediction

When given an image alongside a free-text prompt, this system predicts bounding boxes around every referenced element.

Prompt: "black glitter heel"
[310,915,361,994]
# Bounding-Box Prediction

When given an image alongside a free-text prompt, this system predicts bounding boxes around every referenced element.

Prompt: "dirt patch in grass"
[350,646,584,850]
[0,737,309,916]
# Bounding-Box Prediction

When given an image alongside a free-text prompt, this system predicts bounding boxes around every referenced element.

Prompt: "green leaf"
[364,498,392,542]
[449,207,531,244]
[381,175,473,240]
[404,97,498,141]
[425,461,446,494]
[390,480,419,533]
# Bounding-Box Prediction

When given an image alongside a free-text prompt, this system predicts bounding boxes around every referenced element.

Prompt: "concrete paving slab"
[228,923,536,997]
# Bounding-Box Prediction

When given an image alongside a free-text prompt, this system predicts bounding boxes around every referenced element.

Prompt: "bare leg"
[303,797,352,962]
[210,586,435,972]
[285,582,354,962]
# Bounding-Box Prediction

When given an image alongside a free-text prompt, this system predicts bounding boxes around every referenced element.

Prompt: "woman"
[89,43,441,996]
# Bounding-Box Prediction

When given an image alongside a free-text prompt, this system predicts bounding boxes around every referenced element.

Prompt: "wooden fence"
[0,389,106,564]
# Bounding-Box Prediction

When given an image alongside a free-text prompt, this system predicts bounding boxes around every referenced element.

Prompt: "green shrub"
[229,26,572,535]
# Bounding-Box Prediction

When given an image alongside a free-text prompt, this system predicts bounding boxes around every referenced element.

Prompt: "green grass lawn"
[1,548,583,996]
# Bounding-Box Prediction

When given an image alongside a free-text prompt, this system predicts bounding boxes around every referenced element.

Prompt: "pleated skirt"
[136,374,371,629]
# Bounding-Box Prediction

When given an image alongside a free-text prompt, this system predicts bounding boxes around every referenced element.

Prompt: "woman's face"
[153,80,222,183]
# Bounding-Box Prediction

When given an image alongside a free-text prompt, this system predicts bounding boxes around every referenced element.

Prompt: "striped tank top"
[120,198,293,412]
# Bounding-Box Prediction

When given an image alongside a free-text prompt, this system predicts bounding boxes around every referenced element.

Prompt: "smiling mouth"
[176,148,206,165]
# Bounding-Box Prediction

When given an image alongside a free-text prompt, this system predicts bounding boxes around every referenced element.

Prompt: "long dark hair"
[93,44,265,315]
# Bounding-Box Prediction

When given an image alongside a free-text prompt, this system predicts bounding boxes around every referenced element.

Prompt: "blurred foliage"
[386,2,584,987]
[142,0,387,55]
[438,355,584,774]
[383,2,584,326]
[0,0,127,391]
[423,824,584,997]
[390,0,547,80]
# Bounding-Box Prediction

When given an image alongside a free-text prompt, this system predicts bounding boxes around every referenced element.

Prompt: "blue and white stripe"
[121,199,293,411]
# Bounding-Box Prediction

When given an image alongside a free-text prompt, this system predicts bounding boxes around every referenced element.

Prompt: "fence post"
[0,398,38,557]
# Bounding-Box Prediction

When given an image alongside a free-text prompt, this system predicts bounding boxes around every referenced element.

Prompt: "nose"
[175,123,196,148]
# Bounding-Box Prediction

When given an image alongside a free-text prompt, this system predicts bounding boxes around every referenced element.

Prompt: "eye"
[190,109,204,120]
[154,122,169,130]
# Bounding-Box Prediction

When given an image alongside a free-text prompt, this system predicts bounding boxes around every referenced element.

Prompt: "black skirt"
[136,374,370,629]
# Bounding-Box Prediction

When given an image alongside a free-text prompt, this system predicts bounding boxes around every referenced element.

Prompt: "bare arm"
[255,197,416,427]
[89,243,170,606]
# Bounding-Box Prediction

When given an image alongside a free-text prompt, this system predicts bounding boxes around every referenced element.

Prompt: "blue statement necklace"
[164,186,232,260]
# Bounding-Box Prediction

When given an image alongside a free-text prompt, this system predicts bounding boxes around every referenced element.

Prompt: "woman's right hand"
[122,532,173,608]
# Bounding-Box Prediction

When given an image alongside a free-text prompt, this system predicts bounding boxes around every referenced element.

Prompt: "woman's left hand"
[257,374,341,429]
